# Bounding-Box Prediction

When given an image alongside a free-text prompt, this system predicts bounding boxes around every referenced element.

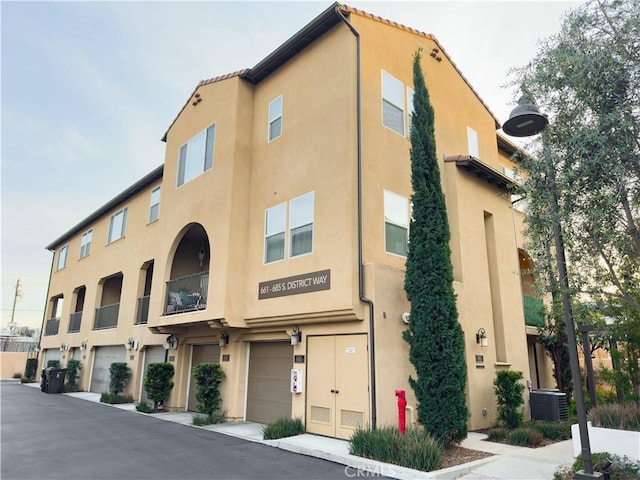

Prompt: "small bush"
[100,393,134,404]
[487,427,508,441]
[192,411,227,426]
[12,372,22,379]
[350,426,443,472]
[494,370,525,429]
[554,452,640,480]
[192,363,225,416]
[20,376,30,383]
[143,363,174,412]
[506,428,544,447]
[24,358,38,381]
[47,360,60,368]
[135,401,154,413]
[109,362,131,396]
[587,403,640,432]
[263,417,305,440]
[526,420,572,440]
[65,360,82,392]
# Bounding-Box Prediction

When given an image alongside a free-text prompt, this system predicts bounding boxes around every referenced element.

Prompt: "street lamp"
[503,95,602,480]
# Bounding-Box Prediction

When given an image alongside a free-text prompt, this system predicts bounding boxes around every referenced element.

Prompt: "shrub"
[135,401,154,413]
[587,403,640,431]
[47,360,60,368]
[486,427,508,441]
[493,370,525,429]
[526,420,572,440]
[350,426,443,472]
[24,358,38,381]
[12,372,22,379]
[554,452,640,480]
[108,362,131,396]
[65,360,82,392]
[506,428,543,447]
[263,417,305,440]
[100,393,134,404]
[192,411,227,426]
[143,363,174,412]
[192,363,225,417]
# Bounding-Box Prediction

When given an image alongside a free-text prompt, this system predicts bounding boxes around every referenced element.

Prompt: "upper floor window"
[56,245,69,270]
[384,190,409,257]
[268,96,283,142]
[149,186,161,222]
[177,124,215,187]
[264,192,315,263]
[467,126,479,158]
[382,71,405,135]
[108,207,127,244]
[80,230,92,258]
[407,87,415,133]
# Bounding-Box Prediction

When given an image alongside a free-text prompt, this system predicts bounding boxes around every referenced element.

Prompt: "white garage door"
[140,346,167,403]
[42,349,61,368]
[90,346,126,393]
[246,342,293,424]
[187,344,220,412]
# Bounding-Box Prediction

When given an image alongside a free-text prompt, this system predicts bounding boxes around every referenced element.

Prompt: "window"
[79,230,92,258]
[407,87,415,134]
[268,96,283,142]
[57,245,69,270]
[108,208,127,244]
[149,186,161,222]
[382,71,405,135]
[384,191,409,256]
[289,192,314,257]
[467,127,479,157]
[177,123,215,186]
[265,203,286,263]
[264,192,315,263]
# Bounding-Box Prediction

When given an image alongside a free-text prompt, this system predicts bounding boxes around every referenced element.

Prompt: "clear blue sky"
[1,1,578,329]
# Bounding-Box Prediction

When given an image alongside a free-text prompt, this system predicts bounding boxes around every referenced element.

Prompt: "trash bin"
[46,368,67,394]
[40,368,49,392]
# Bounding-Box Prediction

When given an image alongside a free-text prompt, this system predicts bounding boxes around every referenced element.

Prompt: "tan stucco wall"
[1,352,30,379]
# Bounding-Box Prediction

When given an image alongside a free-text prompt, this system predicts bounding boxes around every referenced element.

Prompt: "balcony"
[523,295,545,328]
[44,318,60,336]
[136,295,150,325]
[68,312,82,333]
[94,303,120,330]
[165,272,208,315]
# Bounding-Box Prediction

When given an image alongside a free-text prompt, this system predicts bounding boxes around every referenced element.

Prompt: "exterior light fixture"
[59,343,68,352]
[164,335,178,350]
[80,340,88,351]
[219,331,229,347]
[475,328,488,347]
[502,92,548,137]
[125,337,136,350]
[290,326,302,346]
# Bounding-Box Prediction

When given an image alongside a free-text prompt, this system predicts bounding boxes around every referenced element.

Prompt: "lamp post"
[503,95,602,479]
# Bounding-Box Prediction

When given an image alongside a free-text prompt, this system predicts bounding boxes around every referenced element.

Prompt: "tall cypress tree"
[403,50,468,445]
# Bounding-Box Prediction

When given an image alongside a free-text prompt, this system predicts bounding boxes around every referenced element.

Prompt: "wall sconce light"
[59,343,68,352]
[80,340,88,351]
[290,326,302,346]
[163,335,178,350]
[476,328,488,347]
[219,331,229,347]
[125,337,137,350]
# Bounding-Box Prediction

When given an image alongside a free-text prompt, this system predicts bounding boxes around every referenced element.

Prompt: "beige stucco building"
[39,3,554,439]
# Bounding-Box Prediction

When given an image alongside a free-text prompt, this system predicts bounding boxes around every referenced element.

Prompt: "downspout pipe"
[335,6,377,430]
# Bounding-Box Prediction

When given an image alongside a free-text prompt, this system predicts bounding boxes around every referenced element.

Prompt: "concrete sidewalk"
[25,383,575,479]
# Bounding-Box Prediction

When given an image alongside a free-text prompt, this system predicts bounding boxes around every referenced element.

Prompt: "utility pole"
[9,278,22,327]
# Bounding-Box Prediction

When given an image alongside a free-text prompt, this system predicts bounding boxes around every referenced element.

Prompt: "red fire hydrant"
[395,389,407,435]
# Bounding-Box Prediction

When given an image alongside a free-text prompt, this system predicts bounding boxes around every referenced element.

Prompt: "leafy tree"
[192,362,225,417]
[65,359,82,392]
[509,0,639,398]
[403,50,468,445]
[144,362,175,412]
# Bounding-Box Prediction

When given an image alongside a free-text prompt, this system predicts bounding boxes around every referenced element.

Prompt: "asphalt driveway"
[1,383,385,479]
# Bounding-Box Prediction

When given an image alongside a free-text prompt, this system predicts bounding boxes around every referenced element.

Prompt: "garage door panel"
[246,342,292,424]
[90,346,126,393]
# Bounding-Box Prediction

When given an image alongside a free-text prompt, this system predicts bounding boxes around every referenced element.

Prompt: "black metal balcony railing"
[44,318,60,336]
[136,295,150,324]
[94,303,120,330]
[68,312,82,333]
[523,295,545,328]
[165,271,208,315]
